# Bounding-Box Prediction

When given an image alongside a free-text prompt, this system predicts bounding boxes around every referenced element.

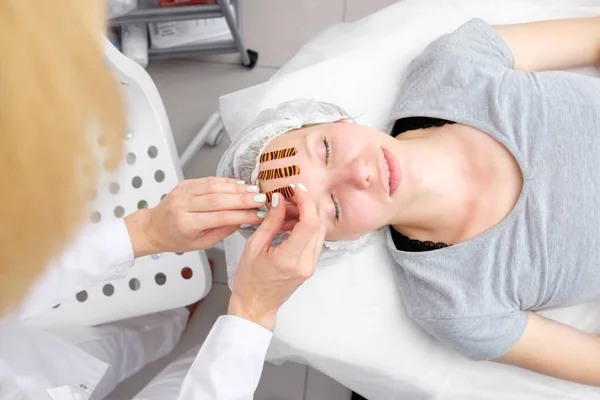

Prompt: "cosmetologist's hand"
[228,184,326,331]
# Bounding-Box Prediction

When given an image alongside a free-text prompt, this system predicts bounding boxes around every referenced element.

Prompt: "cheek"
[327,194,387,240]
[336,128,371,151]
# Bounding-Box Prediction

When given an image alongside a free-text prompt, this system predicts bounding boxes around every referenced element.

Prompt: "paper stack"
[149,7,235,49]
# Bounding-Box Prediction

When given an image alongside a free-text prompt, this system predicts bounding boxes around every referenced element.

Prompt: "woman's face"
[259,121,407,241]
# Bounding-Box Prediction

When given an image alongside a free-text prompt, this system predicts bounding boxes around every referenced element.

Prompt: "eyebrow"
[303,133,314,161]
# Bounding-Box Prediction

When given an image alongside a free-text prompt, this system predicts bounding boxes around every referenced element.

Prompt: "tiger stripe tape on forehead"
[265,185,295,203]
[259,147,297,163]
[258,165,300,180]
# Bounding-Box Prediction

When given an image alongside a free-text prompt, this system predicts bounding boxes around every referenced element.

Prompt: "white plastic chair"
[27,40,212,327]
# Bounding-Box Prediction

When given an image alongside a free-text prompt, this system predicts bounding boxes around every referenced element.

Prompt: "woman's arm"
[493,17,600,72]
[496,312,600,386]
[172,190,325,400]
[15,177,264,321]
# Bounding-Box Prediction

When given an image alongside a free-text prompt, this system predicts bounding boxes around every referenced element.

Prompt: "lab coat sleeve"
[15,219,134,321]
[177,315,273,400]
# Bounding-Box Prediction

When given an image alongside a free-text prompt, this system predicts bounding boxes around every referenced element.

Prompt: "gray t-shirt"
[387,18,600,361]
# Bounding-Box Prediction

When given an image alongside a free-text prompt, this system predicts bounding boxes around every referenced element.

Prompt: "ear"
[334,118,352,124]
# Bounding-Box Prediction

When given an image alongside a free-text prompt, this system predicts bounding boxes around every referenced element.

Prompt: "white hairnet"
[216,99,381,257]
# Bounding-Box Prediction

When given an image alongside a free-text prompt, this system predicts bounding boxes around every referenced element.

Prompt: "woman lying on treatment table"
[218,16,600,385]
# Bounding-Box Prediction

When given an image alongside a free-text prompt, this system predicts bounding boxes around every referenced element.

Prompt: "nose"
[341,158,370,189]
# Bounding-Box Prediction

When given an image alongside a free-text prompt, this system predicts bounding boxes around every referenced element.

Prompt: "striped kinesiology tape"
[258,165,300,180]
[259,147,297,163]
[265,185,295,203]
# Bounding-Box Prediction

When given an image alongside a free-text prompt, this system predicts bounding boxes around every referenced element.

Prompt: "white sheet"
[220,1,600,398]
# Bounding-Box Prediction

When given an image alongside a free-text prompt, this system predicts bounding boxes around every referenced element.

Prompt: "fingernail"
[253,194,266,203]
[237,180,246,185]
[272,193,280,207]
[247,185,259,193]
[297,183,307,192]
[257,211,267,218]
[289,183,295,189]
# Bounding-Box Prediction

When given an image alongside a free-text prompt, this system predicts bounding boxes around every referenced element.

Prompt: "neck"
[389,128,475,244]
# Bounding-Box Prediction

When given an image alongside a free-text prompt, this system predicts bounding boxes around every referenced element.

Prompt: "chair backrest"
[26,40,212,327]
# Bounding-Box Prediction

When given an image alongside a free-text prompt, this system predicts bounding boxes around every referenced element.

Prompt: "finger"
[300,219,325,265]
[310,222,327,265]
[221,177,244,185]
[188,193,267,212]
[182,177,240,188]
[281,219,298,232]
[182,177,259,195]
[264,201,298,217]
[198,225,240,247]
[280,184,322,257]
[289,212,325,283]
[285,184,319,224]
[191,209,266,230]
[284,203,299,219]
[250,192,287,250]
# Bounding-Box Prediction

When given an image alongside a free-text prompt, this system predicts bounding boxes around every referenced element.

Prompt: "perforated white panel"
[26,41,211,327]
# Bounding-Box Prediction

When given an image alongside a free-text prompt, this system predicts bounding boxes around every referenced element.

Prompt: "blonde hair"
[0,1,124,315]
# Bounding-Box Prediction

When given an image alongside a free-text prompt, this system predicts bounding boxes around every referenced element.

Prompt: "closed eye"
[323,136,331,165]
[323,137,340,222]
[332,194,341,222]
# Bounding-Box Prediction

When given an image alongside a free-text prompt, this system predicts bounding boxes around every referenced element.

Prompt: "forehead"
[261,123,337,154]
[264,127,307,152]
[258,128,309,192]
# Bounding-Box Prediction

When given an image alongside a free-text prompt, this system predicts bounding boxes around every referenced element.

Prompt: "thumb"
[251,192,286,248]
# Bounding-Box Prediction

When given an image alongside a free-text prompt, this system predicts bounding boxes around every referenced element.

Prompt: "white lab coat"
[138,316,272,400]
[0,220,272,400]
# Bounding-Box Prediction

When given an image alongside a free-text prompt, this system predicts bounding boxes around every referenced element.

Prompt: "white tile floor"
[109,1,400,399]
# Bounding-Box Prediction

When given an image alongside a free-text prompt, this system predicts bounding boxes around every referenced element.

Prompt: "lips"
[382,148,401,196]
[381,150,391,195]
